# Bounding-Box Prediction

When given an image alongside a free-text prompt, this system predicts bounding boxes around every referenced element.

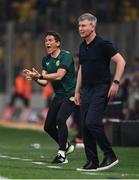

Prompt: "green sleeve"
[42,57,47,71]
[59,52,73,70]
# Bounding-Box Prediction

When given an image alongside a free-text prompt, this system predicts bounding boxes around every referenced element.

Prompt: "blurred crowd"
[120,57,139,120]
[0,0,139,24]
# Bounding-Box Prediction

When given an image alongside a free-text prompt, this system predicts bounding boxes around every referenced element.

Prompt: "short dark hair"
[46,31,61,43]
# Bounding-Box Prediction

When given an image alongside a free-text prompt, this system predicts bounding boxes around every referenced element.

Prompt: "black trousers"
[80,84,115,166]
[44,95,75,151]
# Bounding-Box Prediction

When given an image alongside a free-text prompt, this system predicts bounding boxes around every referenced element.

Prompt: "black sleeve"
[101,40,118,59]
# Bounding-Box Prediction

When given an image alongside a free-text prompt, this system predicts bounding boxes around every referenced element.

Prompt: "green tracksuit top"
[42,50,76,97]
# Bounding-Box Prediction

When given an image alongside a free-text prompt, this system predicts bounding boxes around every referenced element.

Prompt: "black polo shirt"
[79,35,117,86]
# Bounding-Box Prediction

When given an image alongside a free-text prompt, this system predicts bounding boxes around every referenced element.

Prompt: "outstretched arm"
[41,68,67,81]
[22,68,48,86]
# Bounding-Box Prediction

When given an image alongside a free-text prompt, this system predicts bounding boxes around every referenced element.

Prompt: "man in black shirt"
[75,13,126,171]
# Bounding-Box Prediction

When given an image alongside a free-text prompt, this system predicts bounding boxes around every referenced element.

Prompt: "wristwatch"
[34,75,43,81]
[113,80,120,85]
[39,75,44,79]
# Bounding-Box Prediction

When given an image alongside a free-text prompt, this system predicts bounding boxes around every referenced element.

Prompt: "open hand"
[22,68,41,80]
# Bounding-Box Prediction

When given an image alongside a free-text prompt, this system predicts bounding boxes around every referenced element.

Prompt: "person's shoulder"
[97,35,117,55]
[61,50,72,55]
[96,36,114,49]
[61,50,73,59]
[42,55,50,62]
[97,35,112,45]
[95,35,106,44]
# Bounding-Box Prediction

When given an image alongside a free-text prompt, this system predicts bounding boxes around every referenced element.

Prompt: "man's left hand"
[107,83,119,98]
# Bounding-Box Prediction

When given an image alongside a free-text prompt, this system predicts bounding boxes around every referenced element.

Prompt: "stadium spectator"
[1,70,32,121]
[75,13,126,171]
[9,71,32,107]
[11,0,36,23]
[23,31,76,164]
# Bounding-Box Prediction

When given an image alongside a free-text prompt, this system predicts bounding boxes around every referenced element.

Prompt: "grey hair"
[78,13,97,26]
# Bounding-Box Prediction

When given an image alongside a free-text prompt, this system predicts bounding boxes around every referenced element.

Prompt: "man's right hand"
[22,69,33,80]
[22,68,41,81]
[74,92,81,105]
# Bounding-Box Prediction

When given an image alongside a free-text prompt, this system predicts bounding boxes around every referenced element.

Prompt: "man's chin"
[47,51,52,54]
[80,34,86,38]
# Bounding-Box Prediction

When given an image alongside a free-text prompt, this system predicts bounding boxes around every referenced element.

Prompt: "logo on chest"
[56,60,60,67]
[46,62,49,66]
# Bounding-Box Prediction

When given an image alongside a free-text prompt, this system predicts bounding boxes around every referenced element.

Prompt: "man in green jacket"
[23,31,76,164]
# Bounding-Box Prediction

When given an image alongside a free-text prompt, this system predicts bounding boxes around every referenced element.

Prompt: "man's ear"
[57,41,60,47]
